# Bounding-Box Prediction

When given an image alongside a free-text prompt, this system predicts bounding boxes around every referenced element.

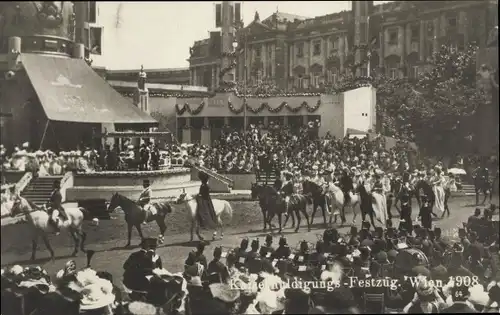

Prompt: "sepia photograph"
[0,1,499,314]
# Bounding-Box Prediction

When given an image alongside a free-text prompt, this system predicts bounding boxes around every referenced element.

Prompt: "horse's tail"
[78,207,90,217]
[223,201,233,222]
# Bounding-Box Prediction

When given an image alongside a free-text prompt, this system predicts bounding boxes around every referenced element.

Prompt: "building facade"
[188,1,497,92]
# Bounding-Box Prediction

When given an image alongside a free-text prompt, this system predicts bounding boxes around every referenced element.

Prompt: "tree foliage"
[375,44,486,155]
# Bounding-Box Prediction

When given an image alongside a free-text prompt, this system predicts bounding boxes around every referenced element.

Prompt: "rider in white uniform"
[138,179,154,224]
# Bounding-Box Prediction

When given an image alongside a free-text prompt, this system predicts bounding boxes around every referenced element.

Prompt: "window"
[311,75,320,88]
[296,42,304,58]
[268,45,273,60]
[330,36,339,50]
[88,2,97,23]
[313,40,321,56]
[388,29,398,45]
[389,68,398,79]
[89,27,102,55]
[448,16,457,28]
[256,70,263,83]
[297,76,304,89]
[426,21,434,38]
[255,47,261,58]
[411,24,420,42]
[411,66,419,79]
[327,69,338,84]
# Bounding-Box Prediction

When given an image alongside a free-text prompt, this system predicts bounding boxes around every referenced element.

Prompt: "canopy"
[21,54,157,125]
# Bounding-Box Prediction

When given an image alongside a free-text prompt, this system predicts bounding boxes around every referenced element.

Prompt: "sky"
[95,1,388,70]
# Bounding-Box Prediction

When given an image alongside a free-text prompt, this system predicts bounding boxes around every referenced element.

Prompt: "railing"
[15,172,33,194]
[60,172,74,203]
[187,158,234,187]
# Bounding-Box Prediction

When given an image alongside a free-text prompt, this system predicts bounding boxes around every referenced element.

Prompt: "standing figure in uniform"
[138,179,153,225]
[197,172,217,229]
[273,170,283,192]
[47,179,66,234]
[418,195,433,229]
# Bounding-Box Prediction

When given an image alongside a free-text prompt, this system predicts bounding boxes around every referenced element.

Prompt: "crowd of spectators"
[1,205,498,315]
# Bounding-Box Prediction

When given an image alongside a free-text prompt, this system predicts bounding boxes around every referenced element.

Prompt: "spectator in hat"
[467,208,482,234]
[245,239,262,274]
[235,238,249,269]
[273,237,291,260]
[418,195,433,229]
[207,246,229,284]
[122,238,159,292]
[442,285,477,313]
[259,234,275,258]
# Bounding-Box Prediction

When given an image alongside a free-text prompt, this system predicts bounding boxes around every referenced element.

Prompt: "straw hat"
[22,142,29,148]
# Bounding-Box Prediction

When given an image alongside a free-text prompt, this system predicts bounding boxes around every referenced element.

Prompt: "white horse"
[324,182,361,225]
[175,190,233,242]
[9,196,88,260]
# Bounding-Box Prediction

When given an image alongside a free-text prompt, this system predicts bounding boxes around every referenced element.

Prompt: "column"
[379,29,384,70]
[212,66,216,90]
[271,43,276,79]
[308,40,312,76]
[399,25,405,77]
[283,116,289,126]
[289,43,293,78]
[284,42,289,91]
[182,118,191,144]
[339,35,345,73]
[201,117,210,145]
[223,117,229,126]
[193,68,197,85]
[302,115,308,126]
[262,43,267,78]
[419,20,425,62]
[433,18,439,53]
[263,116,269,128]
[324,37,329,78]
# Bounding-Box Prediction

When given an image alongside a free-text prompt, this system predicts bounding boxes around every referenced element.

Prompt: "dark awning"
[21,54,157,124]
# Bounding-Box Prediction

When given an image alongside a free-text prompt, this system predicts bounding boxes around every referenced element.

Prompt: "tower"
[352,1,373,77]
[217,1,241,89]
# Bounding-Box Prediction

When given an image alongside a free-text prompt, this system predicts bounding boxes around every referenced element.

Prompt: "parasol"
[448,168,467,175]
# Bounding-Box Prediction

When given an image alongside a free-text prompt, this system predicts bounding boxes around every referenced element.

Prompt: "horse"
[301,180,333,227]
[175,190,233,241]
[323,182,360,225]
[250,183,310,233]
[107,193,173,247]
[9,196,88,261]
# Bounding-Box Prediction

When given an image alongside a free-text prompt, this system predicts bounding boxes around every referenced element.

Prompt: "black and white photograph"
[0,1,499,314]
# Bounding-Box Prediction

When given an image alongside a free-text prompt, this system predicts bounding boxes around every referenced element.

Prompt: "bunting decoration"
[175,102,205,115]
[228,100,322,114]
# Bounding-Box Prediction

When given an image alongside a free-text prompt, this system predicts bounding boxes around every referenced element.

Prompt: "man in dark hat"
[259,234,275,259]
[339,169,354,221]
[194,241,208,272]
[207,247,229,284]
[467,208,482,234]
[245,239,262,274]
[123,238,159,292]
[47,179,66,234]
[138,179,153,225]
[418,195,433,229]
[235,238,249,269]
[273,237,291,260]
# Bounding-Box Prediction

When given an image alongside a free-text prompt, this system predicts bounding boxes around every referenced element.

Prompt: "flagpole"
[367,16,370,78]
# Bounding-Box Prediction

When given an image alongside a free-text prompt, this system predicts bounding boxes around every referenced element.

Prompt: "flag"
[369,36,377,47]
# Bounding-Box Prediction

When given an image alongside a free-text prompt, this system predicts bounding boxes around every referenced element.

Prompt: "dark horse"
[250,183,310,233]
[355,182,377,228]
[301,180,332,227]
[107,193,173,247]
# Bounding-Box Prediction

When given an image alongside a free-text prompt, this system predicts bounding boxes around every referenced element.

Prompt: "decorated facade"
[188,1,496,92]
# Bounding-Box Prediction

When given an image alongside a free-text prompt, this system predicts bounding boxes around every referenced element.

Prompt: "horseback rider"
[340,168,354,208]
[138,179,153,225]
[47,179,66,234]
[281,172,294,206]
[273,170,283,192]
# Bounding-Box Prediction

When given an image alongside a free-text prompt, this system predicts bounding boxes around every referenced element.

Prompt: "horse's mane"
[24,198,41,210]
[114,193,137,207]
